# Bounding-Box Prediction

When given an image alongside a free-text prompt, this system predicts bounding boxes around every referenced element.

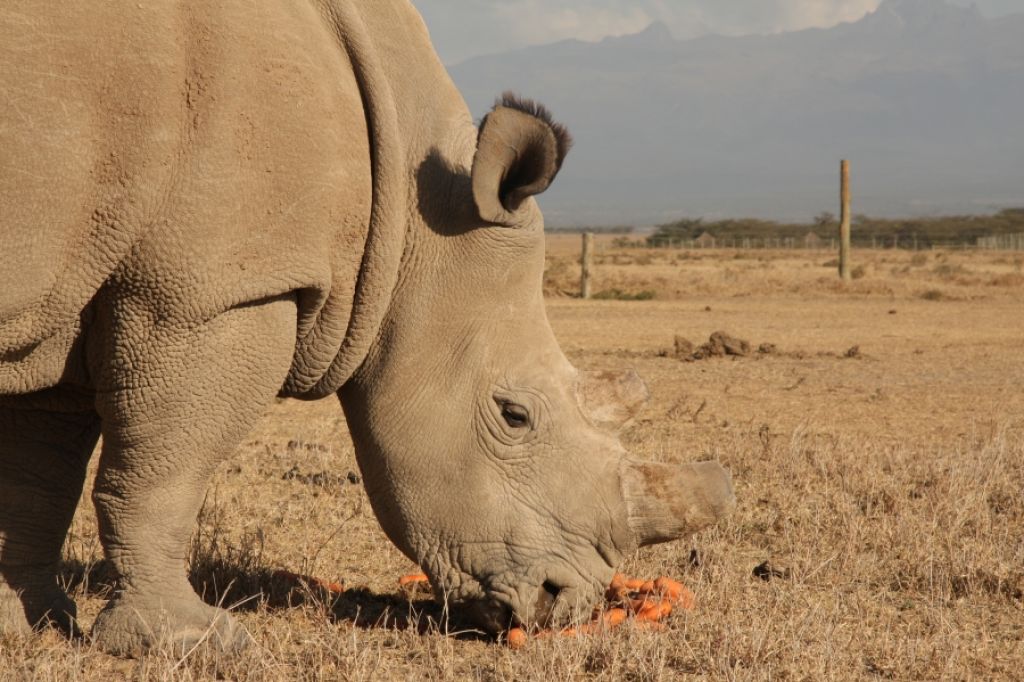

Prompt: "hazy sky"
[414,0,1023,64]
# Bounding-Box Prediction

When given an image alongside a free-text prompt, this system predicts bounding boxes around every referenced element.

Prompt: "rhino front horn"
[621,460,736,547]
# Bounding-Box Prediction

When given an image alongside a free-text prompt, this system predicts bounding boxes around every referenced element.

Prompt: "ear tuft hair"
[472,92,573,223]
[488,92,573,173]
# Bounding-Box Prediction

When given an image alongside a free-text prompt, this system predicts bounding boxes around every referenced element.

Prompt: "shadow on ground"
[57,556,490,642]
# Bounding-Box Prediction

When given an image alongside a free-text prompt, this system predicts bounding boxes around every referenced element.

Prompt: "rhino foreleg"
[88,294,296,656]
[0,398,100,637]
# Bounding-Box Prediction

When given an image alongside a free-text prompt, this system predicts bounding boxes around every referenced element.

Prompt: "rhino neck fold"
[283,0,476,398]
[282,1,410,398]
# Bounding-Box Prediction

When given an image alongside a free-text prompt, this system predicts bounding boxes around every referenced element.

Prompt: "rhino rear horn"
[578,369,650,430]
[621,460,736,547]
[472,93,572,225]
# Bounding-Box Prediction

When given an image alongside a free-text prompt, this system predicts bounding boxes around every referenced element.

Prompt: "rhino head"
[339,94,735,632]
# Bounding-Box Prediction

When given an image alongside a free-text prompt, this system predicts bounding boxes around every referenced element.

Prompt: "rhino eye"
[500,402,531,429]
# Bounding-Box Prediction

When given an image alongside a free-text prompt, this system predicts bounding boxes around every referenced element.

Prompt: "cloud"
[492,1,654,45]
[415,0,1019,64]
[777,0,883,30]
[415,0,888,63]
[650,0,884,37]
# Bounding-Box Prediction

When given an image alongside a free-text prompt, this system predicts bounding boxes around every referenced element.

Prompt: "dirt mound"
[673,336,695,357]
[671,334,865,362]
[675,331,755,361]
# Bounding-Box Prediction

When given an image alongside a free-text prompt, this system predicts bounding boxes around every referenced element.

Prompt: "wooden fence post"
[580,232,593,300]
[839,159,852,281]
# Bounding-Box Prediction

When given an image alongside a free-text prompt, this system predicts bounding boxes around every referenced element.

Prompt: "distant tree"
[648,218,705,244]
[639,210,1024,249]
[814,212,836,228]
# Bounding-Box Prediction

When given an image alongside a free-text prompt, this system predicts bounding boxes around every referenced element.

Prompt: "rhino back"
[0,1,371,394]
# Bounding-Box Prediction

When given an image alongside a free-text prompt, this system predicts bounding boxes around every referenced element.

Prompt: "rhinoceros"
[0,0,734,654]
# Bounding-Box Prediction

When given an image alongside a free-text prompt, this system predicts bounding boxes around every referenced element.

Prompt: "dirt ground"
[2,240,1022,680]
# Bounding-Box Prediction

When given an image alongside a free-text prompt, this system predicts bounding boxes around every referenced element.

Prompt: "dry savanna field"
[2,236,1023,680]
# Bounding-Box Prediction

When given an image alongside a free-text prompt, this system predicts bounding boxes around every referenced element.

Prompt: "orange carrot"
[629,596,656,613]
[606,573,628,601]
[654,577,695,610]
[398,573,429,587]
[317,579,345,594]
[601,608,628,628]
[637,599,673,622]
[623,577,647,591]
[507,627,528,649]
[559,623,598,636]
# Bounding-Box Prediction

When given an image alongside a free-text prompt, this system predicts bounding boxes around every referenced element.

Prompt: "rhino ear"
[578,369,650,430]
[472,93,572,225]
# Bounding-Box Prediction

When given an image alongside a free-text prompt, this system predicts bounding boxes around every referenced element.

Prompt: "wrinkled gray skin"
[0,0,734,655]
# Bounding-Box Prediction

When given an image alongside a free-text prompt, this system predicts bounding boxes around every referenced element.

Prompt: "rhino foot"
[91,594,250,657]
[0,571,79,637]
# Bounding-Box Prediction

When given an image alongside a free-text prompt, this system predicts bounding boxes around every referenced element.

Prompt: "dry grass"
[2,242,1023,680]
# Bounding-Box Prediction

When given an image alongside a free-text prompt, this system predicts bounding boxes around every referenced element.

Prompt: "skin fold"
[0,0,734,655]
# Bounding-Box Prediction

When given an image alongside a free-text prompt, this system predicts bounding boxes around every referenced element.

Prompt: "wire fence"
[625,233,1024,251]
[977,233,1024,250]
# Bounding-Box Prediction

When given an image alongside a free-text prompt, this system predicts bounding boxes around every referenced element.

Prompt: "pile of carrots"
[505,573,694,649]
[399,571,694,649]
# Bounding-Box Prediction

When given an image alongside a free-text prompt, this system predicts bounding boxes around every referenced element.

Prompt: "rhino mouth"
[419,533,622,633]
[459,596,516,633]
[452,562,613,634]
[459,580,562,632]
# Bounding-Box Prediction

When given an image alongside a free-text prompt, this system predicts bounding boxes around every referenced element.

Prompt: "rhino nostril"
[531,580,561,627]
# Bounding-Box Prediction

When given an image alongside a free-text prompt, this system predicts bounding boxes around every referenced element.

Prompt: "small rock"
[673,336,695,359]
[844,345,861,359]
[753,560,790,582]
[757,343,777,355]
[698,331,750,358]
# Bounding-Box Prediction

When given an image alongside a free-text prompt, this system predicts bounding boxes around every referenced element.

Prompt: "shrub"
[592,289,656,301]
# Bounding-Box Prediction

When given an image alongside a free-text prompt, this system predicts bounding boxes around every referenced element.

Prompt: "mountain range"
[447,0,1024,225]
